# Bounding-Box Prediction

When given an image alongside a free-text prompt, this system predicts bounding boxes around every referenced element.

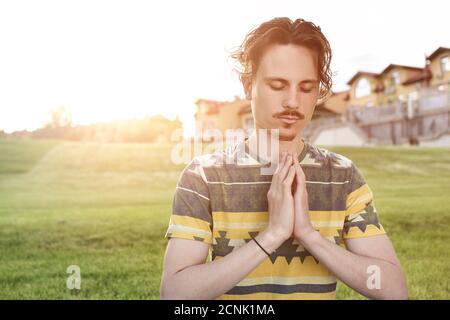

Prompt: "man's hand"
[264,151,296,244]
[292,154,316,242]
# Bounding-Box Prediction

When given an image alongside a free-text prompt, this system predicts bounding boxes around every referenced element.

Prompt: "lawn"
[0,138,449,299]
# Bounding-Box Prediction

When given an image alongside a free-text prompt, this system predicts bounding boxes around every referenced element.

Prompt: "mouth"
[277,115,301,125]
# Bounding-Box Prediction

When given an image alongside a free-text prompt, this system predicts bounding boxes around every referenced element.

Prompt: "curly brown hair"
[230,17,333,99]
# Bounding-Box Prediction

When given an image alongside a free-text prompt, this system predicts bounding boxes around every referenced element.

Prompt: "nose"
[282,88,300,110]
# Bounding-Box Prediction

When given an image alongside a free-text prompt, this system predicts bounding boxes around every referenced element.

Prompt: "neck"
[247,129,305,163]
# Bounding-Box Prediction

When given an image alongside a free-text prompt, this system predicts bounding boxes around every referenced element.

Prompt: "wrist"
[258,229,285,253]
[296,229,321,248]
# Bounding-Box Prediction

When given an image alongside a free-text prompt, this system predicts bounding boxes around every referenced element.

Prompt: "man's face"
[246,44,320,141]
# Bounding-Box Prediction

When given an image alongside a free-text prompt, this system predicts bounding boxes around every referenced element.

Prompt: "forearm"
[300,231,407,300]
[161,230,282,300]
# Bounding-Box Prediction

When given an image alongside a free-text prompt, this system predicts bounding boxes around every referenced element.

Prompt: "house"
[344,46,450,145]
[378,64,431,105]
[346,65,432,108]
[427,47,450,91]
[346,72,384,108]
[346,46,450,109]
[194,96,253,140]
[313,90,350,119]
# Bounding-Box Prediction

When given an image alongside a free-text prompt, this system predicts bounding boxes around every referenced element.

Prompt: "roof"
[346,72,380,85]
[195,99,223,107]
[195,96,246,107]
[427,47,450,61]
[316,91,350,115]
[380,64,424,75]
[402,67,432,85]
[196,96,249,116]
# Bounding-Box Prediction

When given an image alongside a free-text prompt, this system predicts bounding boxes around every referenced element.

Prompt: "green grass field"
[0,138,449,299]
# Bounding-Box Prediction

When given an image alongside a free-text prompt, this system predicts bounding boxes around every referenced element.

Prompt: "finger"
[274,151,286,176]
[275,151,289,175]
[294,169,307,201]
[278,153,293,182]
[295,164,306,187]
[292,153,300,190]
[293,152,299,166]
[291,164,298,195]
[283,166,296,191]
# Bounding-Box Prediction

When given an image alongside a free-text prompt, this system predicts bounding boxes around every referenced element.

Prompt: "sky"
[0,0,449,135]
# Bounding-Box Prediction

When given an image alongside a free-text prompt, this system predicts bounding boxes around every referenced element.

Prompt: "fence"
[346,88,450,144]
[347,88,450,125]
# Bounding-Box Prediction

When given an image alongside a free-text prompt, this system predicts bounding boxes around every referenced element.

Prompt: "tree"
[46,106,72,128]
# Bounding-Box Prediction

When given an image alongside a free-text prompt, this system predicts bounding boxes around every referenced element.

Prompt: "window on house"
[355,77,371,98]
[408,91,418,101]
[441,56,450,73]
[385,83,395,94]
[391,71,400,85]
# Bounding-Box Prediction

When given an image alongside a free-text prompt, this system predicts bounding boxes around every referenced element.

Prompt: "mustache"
[272,109,304,119]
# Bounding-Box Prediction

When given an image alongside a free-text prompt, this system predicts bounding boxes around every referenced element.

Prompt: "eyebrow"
[263,77,319,85]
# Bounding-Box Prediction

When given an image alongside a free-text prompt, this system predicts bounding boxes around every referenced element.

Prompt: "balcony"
[347,88,450,125]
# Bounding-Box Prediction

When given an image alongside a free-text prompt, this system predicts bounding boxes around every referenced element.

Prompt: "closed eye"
[300,84,316,93]
[270,85,284,91]
[267,80,317,93]
[270,85,313,92]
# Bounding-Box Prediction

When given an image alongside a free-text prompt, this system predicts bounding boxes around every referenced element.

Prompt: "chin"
[256,121,302,141]
[278,127,300,141]
[279,133,297,141]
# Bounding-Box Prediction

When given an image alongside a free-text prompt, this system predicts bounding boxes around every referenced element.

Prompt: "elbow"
[160,277,189,300]
[387,284,408,300]
[160,287,181,300]
[161,279,211,300]
[160,286,178,300]
[160,278,178,300]
[382,288,408,300]
[160,292,174,300]
[160,287,170,300]
[382,275,408,300]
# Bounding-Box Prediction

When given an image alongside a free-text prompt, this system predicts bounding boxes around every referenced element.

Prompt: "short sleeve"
[164,157,213,244]
[343,163,386,240]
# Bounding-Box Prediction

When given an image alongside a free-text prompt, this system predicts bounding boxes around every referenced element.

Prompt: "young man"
[160,17,407,300]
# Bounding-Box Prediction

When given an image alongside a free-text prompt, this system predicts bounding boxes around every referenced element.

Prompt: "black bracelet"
[251,234,271,257]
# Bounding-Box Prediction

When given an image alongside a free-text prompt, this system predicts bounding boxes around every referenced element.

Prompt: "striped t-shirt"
[164,138,386,300]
